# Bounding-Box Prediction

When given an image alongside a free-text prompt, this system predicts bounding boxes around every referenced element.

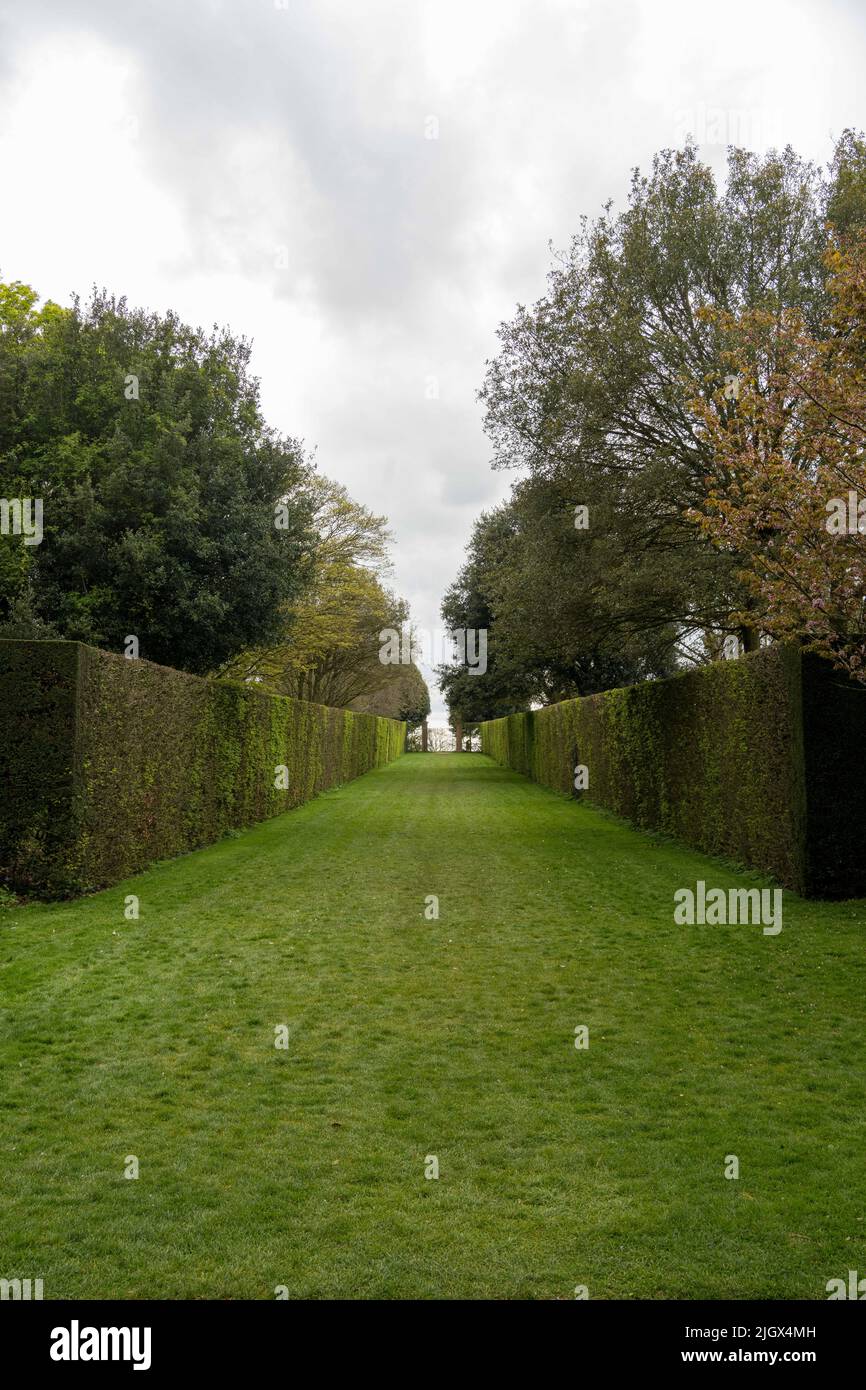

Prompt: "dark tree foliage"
[436,506,671,723]
[437,508,534,724]
[0,284,313,673]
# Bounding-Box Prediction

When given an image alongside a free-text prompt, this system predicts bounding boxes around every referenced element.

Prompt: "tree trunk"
[455,719,463,753]
[421,720,428,753]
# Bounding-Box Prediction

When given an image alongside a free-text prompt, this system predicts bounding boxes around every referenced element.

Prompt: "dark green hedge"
[480,645,865,898]
[801,654,866,898]
[0,640,405,898]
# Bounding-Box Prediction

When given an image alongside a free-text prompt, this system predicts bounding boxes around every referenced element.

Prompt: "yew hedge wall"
[0,640,404,898]
[480,645,865,898]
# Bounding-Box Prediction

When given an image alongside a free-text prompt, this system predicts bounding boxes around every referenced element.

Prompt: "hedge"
[0,640,405,898]
[480,645,866,898]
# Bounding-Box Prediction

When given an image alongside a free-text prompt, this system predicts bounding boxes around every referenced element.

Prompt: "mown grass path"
[2,752,864,1299]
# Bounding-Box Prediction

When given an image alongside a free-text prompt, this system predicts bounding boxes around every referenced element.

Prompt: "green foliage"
[474,138,866,662]
[350,661,430,727]
[394,667,431,727]
[0,639,404,898]
[0,639,81,899]
[800,655,866,897]
[480,646,863,897]
[221,475,410,708]
[0,588,59,639]
[438,503,675,722]
[827,128,866,238]
[437,507,535,722]
[0,283,313,673]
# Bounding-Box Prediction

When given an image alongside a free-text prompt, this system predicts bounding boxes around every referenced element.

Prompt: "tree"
[350,662,430,726]
[437,503,676,724]
[828,128,866,238]
[688,232,866,681]
[222,476,413,708]
[477,139,866,657]
[437,507,534,724]
[0,283,313,673]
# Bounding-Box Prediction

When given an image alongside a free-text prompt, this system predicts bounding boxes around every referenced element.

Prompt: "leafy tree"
[0,283,313,673]
[828,128,866,238]
[477,139,866,657]
[437,508,534,724]
[350,662,430,726]
[437,503,676,725]
[223,476,412,708]
[688,232,866,681]
[0,589,59,640]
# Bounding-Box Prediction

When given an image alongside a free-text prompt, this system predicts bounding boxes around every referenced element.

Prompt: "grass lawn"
[1,751,864,1300]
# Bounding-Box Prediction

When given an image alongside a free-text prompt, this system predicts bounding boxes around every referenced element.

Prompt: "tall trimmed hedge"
[0,640,405,898]
[480,646,865,898]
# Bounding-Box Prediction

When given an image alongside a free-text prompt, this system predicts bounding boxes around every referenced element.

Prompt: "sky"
[1,0,865,719]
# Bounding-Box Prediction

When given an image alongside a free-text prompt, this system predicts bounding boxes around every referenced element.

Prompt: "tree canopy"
[441,133,866,717]
[351,662,430,727]
[222,475,427,711]
[0,283,313,673]
[689,231,866,681]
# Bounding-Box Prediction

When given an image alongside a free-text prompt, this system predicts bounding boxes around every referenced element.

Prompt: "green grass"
[1,752,865,1300]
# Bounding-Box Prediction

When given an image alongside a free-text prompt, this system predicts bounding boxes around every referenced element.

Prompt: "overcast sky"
[1,0,865,718]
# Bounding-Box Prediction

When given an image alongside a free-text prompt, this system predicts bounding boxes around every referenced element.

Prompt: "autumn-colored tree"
[222,475,412,707]
[477,142,840,664]
[688,234,866,680]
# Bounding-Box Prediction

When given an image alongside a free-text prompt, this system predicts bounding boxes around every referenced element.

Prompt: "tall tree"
[477,139,865,656]
[688,232,866,681]
[437,507,534,724]
[350,662,430,727]
[0,283,313,672]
